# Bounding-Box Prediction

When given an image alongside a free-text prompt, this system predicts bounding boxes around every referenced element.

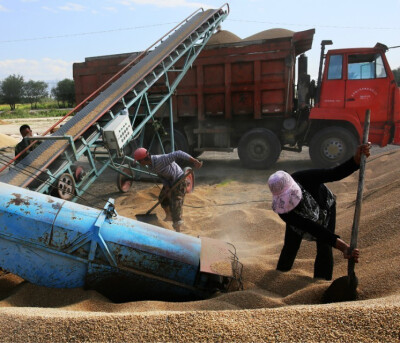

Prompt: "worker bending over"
[267,143,371,280]
[134,148,203,232]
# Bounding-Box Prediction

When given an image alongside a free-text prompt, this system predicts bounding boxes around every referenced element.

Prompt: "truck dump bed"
[74,29,315,120]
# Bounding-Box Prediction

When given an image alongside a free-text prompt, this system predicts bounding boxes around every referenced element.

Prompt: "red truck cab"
[308,43,400,166]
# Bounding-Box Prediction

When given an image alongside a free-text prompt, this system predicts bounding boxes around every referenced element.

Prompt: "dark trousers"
[276,207,336,281]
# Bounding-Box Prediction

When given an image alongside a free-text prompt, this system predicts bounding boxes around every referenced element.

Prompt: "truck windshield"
[348,53,387,80]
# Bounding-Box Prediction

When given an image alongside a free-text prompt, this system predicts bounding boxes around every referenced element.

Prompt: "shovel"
[135,169,193,223]
[322,109,370,303]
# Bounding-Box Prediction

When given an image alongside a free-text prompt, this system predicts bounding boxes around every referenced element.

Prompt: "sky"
[1,0,400,89]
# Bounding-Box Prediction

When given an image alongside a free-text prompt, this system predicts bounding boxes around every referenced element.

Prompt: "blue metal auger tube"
[0,182,242,302]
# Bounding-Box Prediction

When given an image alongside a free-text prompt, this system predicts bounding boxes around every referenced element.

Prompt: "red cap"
[134,147,148,161]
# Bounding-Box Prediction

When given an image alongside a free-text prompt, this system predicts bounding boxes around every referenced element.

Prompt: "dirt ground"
[0,118,400,342]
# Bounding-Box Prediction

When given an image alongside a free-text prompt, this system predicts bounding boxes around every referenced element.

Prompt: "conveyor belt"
[1,9,221,188]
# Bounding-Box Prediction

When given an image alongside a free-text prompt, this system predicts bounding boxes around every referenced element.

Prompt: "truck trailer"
[73,28,400,169]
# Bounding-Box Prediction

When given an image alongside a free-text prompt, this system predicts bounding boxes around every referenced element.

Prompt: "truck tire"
[154,129,192,168]
[238,128,281,169]
[309,126,358,167]
[155,129,190,154]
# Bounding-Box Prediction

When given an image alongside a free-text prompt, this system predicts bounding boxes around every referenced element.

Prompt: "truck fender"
[309,108,363,141]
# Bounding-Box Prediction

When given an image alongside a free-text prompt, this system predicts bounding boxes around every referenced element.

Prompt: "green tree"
[51,79,75,108]
[0,74,25,110]
[393,67,400,86]
[23,80,48,109]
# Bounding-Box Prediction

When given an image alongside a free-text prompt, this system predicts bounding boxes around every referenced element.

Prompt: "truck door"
[345,53,390,124]
[319,54,345,108]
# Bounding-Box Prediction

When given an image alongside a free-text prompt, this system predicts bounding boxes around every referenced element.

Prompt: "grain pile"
[0,148,400,342]
[243,28,295,41]
[0,133,18,149]
[206,30,242,45]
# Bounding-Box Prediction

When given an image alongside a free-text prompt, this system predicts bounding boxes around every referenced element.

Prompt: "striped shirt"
[150,150,191,187]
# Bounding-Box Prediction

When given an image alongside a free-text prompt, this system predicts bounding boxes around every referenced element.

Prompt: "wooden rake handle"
[348,109,370,275]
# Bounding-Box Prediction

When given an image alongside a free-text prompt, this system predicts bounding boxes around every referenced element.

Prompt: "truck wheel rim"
[322,139,344,160]
[248,139,269,161]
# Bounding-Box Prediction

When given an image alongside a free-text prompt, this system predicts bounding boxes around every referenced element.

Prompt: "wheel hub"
[57,173,75,200]
[248,139,269,161]
[323,140,343,159]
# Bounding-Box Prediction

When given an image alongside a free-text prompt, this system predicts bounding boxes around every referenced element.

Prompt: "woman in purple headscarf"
[268,143,370,280]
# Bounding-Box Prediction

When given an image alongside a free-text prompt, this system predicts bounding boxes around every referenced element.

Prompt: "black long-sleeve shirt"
[279,157,360,246]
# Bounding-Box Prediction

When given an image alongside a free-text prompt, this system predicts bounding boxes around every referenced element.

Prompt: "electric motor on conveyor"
[0,182,242,302]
